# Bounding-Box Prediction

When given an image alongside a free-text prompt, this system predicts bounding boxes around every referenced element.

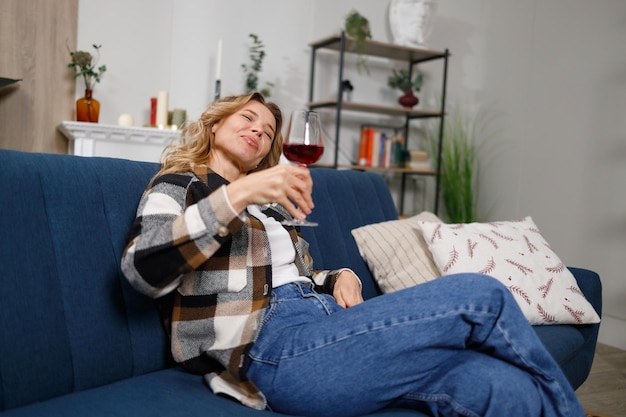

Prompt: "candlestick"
[215,39,223,99]
[214,79,221,101]
[156,91,169,128]
[216,39,223,80]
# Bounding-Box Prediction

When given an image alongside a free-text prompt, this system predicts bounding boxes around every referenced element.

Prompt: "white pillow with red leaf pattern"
[418,216,600,325]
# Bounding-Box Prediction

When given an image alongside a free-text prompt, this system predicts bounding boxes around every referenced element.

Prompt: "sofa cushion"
[0,368,274,417]
[0,368,427,417]
[418,217,601,325]
[350,212,442,293]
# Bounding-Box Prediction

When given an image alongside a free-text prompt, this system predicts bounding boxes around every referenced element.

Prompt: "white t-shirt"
[247,204,311,288]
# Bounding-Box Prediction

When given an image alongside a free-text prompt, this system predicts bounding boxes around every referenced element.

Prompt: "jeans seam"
[399,392,482,417]
[277,307,500,360]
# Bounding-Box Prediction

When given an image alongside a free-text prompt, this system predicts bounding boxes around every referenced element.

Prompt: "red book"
[358,127,369,166]
[365,127,375,166]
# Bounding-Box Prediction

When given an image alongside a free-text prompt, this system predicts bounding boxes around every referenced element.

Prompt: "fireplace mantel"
[58,121,180,163]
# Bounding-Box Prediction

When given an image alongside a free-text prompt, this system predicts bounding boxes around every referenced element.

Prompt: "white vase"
[388,0,439,49]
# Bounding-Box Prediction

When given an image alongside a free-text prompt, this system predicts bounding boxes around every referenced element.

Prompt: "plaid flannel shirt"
[121,165,345,410]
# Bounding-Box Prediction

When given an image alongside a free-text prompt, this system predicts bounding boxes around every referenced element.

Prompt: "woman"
[121,93,585,417]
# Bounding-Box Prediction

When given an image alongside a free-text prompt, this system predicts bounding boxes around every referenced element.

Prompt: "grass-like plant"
[426,105,483,223]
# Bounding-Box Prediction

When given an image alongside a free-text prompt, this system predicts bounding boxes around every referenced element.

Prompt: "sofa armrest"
[568,267,602,319]
[559,267,602,389]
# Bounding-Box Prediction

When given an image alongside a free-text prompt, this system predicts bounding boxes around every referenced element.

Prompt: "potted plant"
[387,68,423,108]
[241,33,274,97]
[68,44,106,123]
[344,10,372,74]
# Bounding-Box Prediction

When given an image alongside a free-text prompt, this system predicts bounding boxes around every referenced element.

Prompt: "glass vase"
[76,89,100,123]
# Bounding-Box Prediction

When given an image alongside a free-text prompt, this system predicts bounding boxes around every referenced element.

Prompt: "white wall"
[77,0,626,349]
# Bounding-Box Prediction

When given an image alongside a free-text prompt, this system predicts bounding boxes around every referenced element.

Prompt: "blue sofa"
[0,150,601,416]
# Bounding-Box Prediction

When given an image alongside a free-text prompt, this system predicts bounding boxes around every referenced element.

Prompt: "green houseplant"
[241,33,274,97]
[387,68,423,92]
[387,68,423,108]
[344,10,372,74]
[68,44,107,91]
[425,106,482,223]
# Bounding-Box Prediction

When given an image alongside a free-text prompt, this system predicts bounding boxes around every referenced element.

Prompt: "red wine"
[283,144,324,165]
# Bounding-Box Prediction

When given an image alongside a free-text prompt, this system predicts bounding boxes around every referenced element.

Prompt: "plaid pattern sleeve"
[121,173,244,298]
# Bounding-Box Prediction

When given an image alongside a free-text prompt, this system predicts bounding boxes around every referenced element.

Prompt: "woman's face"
[211,100,277,174]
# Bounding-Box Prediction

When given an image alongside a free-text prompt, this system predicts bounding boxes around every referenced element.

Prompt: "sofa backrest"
[0,151,397,410]
[303,168,398,299]
[0,150,166,411]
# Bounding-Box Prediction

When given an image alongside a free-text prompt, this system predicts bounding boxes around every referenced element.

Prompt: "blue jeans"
[246,274,585,417]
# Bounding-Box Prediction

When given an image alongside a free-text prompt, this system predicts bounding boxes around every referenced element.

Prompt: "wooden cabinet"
[307,32,449,215]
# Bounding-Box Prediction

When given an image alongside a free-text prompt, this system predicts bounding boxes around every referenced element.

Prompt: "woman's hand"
[226,164,314,220]
[333,270,364,308]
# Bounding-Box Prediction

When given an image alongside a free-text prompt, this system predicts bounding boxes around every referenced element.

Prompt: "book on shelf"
[407,149,432,170]
[356,126,430,170]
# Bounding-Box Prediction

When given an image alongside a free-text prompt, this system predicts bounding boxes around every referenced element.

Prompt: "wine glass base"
[281,219,319,227]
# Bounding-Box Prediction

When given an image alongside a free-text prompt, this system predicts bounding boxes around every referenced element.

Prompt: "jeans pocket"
[260,292,279,326]
[301,291,342,315]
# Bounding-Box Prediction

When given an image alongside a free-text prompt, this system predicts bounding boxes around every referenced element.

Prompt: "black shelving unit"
[307,31,449,216]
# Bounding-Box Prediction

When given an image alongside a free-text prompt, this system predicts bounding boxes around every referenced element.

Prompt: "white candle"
[156,90,169,127]
[216,39,223,80]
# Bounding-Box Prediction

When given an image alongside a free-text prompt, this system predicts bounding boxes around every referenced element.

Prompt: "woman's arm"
[121,174,244,298]
[122,164,318,299]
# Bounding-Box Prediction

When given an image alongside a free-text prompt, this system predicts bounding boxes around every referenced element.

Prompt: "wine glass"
[281,110,324,226]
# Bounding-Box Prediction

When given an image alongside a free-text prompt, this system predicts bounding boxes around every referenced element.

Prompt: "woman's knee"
[443,354,542,416]
[442,273,510,300]
[474,370,541,415]
[395,354,543,416]
[434,273,524,321]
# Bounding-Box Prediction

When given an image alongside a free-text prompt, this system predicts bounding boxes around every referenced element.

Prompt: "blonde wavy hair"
[156,92,283,178]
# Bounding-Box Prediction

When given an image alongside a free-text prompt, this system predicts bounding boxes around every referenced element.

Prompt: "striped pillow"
[351,211,442,294]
